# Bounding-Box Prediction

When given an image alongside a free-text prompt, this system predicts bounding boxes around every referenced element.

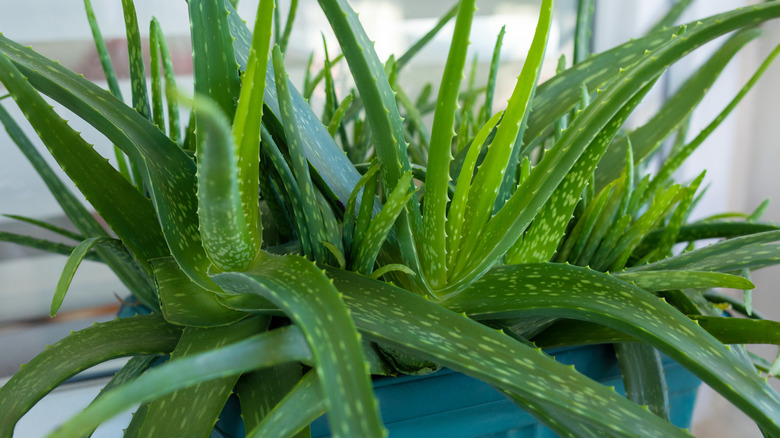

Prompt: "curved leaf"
[615,270,754,291]
[212,254,385,438]
[48,325,310,438]
[442,263,780,434]
[51,236,114,317]
[0,315,182,438]
[326,267,688,437]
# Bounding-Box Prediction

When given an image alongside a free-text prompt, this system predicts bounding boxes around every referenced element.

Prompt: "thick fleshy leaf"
[615,270,754,291]
[325,267,688,437]
[441,263,780,434]
[0,315,182,437]
[212,254,385,438]
[630,230,780,273]
[188,93,259,270]
[525,3,780,145]
[120,0,151,121]
[615,343,670,421]
[454,0,553,279]
[508,78,656,265]
[48,325,309,438]
[152,257,255,327]
[422,0,476,288]
[0,35,214,289]
[316,0,422,277]
[246,370,324,438]
[135,317,268,437]
[232,0,274,250]
[51,236,114,317]
[238,364,307,436]
[596,28,760,187]
[0,231,100,261]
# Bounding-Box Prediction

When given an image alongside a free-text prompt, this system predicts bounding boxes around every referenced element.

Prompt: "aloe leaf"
[273,45,327,262]
[50,236,113,317]
[0,63,165,264]
[343,162,380,253]
[441,263,780,434]
[178,92,258,271]
[653,173,705,262]
[615,343,670,421]
[526,4,780,145]
[577,180,626,266]
[150,18,181,144]
[261,126,312,257]
[508,78,657,265]
[446,111,503,271]
[421,0,476,288]
[212,254,385,438]
[596,28,760,188]
[48,325,309,438]
[631,230,780,273]
[454,0,553,279]
[149,21,165,132]
[325,268,689,437]
[152,257,253,327]
[553,179,616,264]
[500,391,601,438]
[573,0,595,64]
[83,0,134,182]
[0,231,100,261]
[0,36,214,289]
[0,315,182,437]
[227,4,364,210]
[317,0,422,277]
[278,0,299,53]
[237,363,306,436]
[645,40,780,200]
[616,270,754,291]
[189,0,240,120]
[599,185,681,271]
[2,214,84,241]
[0,57,168,306]
[120,0,152,121]
[328,93,354,136]
[246,370,324,438]
[691,316,780,345]
[353,171,416,275]
[481,25,505,123]
[232,0,274,253]
[450,18,748,292]
[136,317,268,437]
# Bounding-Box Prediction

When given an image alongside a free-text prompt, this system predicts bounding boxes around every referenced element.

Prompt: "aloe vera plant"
[2,0,780,436]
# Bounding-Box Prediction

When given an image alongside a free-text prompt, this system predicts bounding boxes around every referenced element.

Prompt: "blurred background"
[0,0,778,436]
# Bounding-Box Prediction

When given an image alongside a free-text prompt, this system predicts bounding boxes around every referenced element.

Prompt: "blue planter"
[309,344,700,437]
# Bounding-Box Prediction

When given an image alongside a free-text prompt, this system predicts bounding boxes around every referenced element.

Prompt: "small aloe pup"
[2,0,780,437]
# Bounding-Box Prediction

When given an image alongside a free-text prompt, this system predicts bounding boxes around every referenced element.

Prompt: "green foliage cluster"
[2,0,780,436]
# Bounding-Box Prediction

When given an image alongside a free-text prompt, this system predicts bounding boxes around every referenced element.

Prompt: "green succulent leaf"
[152,257,256,327]
[0,35,214,290]
[1,214,84,241]
[596,28,760,187]
[526,3,780,145]
[246,370,324,438]
[135,317,269,438]
[422,0,476,288]
[120,0,152,122]
[150,18,181,144]
[238,364,308,436]
[0,315,182,438]
[232,0,275,251]
[0,231,100,261]
[326,267,689,437]
[454,0,553,279]
[615,343,670,421]
[442,263,780,434]
[51,236,114,317]
[631,230,780,273]
[317,0,422,277]
[48,324,309,438]
[616,270,754,291]
[212,254,385,438]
